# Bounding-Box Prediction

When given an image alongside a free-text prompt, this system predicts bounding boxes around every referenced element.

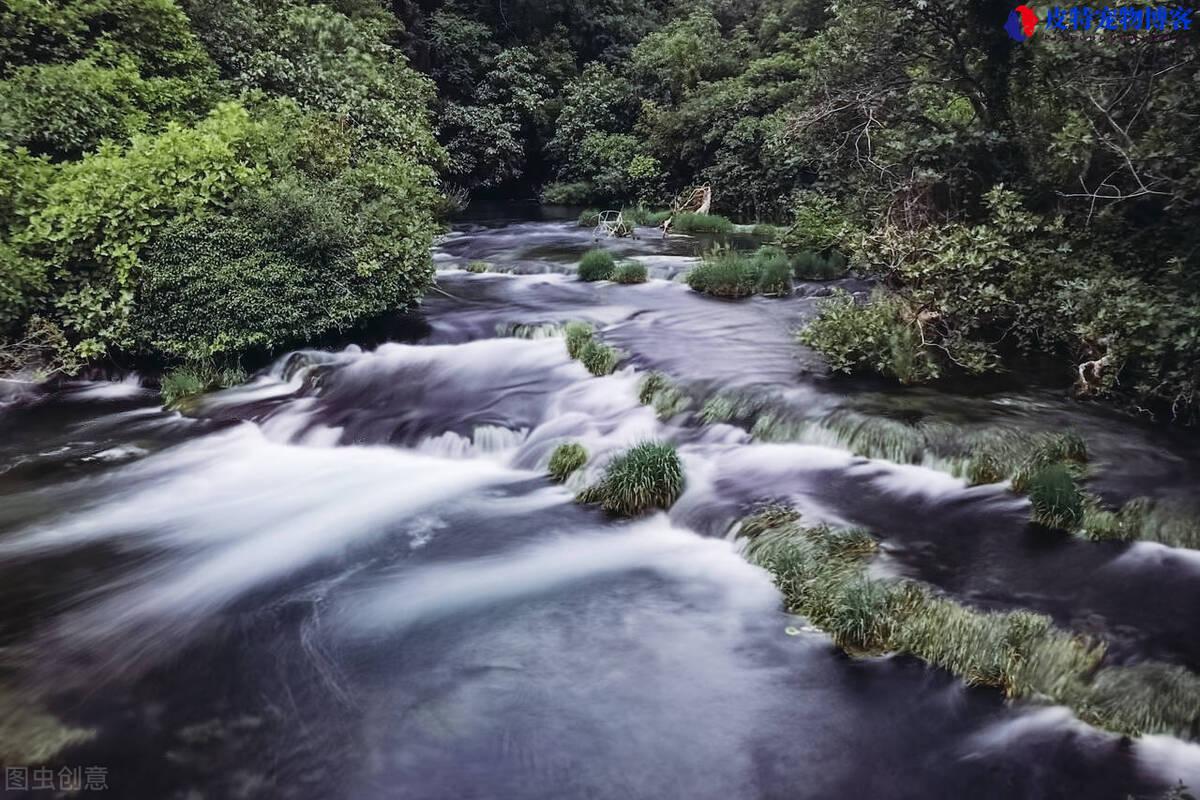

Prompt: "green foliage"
[620,206,670,227]
[160,360,245,408]
[637,371,689,418]
[542,182,595,205]
[751,223,778,238]
[670,212,733,234]
[578,441,684,516]
[612,261,647,284]
[564,321,594,359]
[577,209,601,228]
[790,250,847,280]
[577,249,615,281]
[799,290,942,384]
[579,340,621,376]
[685,245,799,298]
[548,442,588,482]
[466,261,489,273]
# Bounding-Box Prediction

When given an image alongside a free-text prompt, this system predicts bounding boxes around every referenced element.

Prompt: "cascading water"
[1,215,1198,798]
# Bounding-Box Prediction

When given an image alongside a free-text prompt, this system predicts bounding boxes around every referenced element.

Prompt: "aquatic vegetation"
[790,250,848,280]
[621,206,671,226]
[578,249,616,281]
[686,253,760,298]
[580,340,621,376]
[160,362,246,408]
[612,262,648,284]
[466,260,490,273]
[577,441,684,516]
[670,212,733,234]
[637,371,690,419]
[578,209,602,228]
[756,257,792,297]
[0,690,94,765]
[740,510,1200,739]
[548,442,588,482]
[1026,463,1085,530]
[751,223,778,238]
[564,321,594,359]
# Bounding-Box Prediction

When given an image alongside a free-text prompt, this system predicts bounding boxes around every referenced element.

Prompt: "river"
[1,209,1198,798]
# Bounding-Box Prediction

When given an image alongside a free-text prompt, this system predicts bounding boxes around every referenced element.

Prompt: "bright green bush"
[671,212,733,234]
[548,442,587,481]
[578,441,684,516]
[799,289,943,384]
[577,249,615,281]
[612,261,647,284]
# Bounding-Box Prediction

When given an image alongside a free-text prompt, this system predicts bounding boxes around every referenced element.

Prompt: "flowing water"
[2,210,1199,798]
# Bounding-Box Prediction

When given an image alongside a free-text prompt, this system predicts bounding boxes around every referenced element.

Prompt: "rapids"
[1,209,1198,798]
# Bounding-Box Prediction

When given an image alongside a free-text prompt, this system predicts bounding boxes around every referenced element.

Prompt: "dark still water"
[1,218,1198,799]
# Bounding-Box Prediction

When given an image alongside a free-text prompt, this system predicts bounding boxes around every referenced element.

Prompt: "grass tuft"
[161,362,246,408]
[564,321,594,359]
[563,321,621,375]
[612,261,648,284]
[1026,463,1085,529]
[622,206,671,226]
[751,223,779,238]
[548,442,588,482]
[671,212,734,234]
[578,249,615,281]
[578,209,601,228]
[465,260,489,273]
[577,441,684,516]
[637,371,690,418]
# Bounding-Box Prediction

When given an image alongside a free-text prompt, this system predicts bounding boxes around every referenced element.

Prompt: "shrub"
[466,261,489,273]
[612,261,647,284]
[1026,463,1085,529]
[621,206,670,226]
[578,208,601,228]
[160,361,246,408]
[578,249,615,281]
[756,256,792,297]
[671,212,733,234]
[542,181,595,205]
[578,441,685,515]
[548,442,588,481]
[751,223,778,238]
[799,289,942,384]
[791,250,849,280]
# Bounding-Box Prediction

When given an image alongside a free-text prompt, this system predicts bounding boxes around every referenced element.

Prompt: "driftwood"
[660,184,713,237]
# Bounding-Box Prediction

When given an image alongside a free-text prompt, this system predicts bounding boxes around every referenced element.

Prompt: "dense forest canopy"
[1,0,1197,419]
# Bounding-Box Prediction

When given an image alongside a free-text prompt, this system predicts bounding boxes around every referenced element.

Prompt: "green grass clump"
[466,260,489,273]
[577,441,684,516]
[548,442,588,482]
[671,212,734,234]
[578,209,601,228]
[578,249,615,281]
[1081,663,1200,739]
[160,362,246,408]
[1026,463,1086,529]
[580,339,620,376]
[637,371,690,419]
[621,206,671,226]
[564,321,594,359]
[612,261,648,284]
[757,256,793,296]
[751,223,779,238]
[790,249,848,280]
[685,245,797,298]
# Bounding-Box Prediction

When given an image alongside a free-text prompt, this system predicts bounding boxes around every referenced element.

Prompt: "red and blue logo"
[1005,4,1041,40]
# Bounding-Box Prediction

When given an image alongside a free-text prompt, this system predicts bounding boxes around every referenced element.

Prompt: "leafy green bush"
[799,290,942,384]
[160,361,245,408]
[578,249,615,281]
[671,212,733,234]
[578,441,684,515]
[612,261,647,284]
[542,181,595,205]
[548,442,587,481]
